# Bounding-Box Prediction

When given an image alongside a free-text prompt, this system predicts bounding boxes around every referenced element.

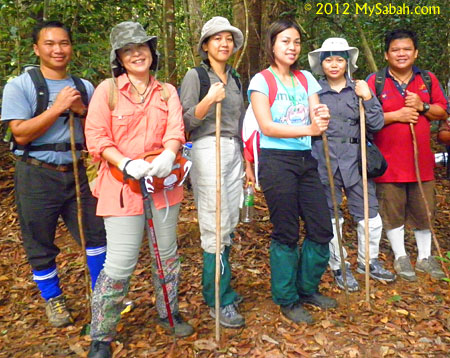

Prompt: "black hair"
[265,19,302,69]
[384,29,418,52]
[32,21,72,44]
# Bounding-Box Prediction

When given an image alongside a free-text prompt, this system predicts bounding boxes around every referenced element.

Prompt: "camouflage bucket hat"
[110,21,159,76]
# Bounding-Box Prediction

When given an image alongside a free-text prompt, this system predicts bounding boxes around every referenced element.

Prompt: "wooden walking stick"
[359,99,371,303]
[409,123,449,278]
[321,133,350,313]
[68,111,92,309]
[215,102,222,343]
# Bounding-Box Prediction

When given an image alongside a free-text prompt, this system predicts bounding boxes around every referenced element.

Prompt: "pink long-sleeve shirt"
[85,74,185,216]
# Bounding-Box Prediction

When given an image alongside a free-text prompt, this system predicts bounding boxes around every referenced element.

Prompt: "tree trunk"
[353,14,378,73]
[164,0,177,85]
[186,0,203,66]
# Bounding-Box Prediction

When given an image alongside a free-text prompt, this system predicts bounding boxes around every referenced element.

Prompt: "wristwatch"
[419,102,430,115]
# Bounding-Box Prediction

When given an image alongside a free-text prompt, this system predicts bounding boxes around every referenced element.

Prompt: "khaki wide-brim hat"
[198,16,244,60]
[308,37,359,76]
[109,21,159,76]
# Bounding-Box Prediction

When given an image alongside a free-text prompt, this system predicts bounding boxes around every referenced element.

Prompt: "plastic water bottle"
[183,142,192,160]
[241,182,255,223]
[435,152,448,166]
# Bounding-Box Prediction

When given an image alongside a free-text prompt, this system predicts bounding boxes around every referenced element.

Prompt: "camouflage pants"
[90,257,181,341]
[90,270,130,342]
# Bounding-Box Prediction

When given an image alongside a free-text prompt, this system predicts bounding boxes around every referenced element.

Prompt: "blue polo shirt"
[1,71,94,165]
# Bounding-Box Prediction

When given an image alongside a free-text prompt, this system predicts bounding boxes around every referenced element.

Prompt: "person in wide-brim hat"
[85,20,194,358]
[308,37,396,294]
[179,16,250,329]
[109,21,160,76]
[308,37,359,76]
[197,16,244,59]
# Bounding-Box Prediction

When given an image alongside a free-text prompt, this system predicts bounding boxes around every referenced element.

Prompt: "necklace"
[269,67,297,106]
[128,75,150,103]
[389,70,413,85]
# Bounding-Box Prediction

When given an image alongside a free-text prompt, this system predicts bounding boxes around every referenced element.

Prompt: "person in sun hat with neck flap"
[84,21,193,358]
[179,16,251,329]
[309,37,396,293]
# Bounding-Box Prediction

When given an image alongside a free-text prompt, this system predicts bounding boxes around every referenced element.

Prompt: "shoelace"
[51,299,67,314]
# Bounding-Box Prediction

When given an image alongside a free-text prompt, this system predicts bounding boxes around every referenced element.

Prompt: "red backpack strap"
[292,70,308,93]
[260,69,278,106]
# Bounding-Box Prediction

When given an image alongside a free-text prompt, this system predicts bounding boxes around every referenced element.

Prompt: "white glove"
[147,149,176,178]
[118,157,152,180]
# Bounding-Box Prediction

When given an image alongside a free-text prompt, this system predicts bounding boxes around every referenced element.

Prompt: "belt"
[327,137,360,144]
[20,157,77,172]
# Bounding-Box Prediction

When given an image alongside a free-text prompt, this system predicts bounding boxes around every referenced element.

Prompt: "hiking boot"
[157,312,194,337]
[120,299,135,315]
[280,302,313,324]
[45,295,73,327]
[298,292,337,309]
[210,303,245,328]
[357,259,396,282]
[416,256,445,279]
[393,256,417,281]
[88,340,111,358]
[332,263,360,292]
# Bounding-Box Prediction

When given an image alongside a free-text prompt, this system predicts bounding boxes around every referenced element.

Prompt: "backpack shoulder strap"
[107,78,118,111]
[374,67,387,100]
[194,66,211,102]
[292,70,308,93]
[419,69,432,96]
[71,75,89,106]
[230,68,242,92]
[27,67,49,117]
[260,69,278,106]
[159,82,171,102]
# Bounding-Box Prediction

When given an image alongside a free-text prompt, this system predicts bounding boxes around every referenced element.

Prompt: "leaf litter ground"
[0,142,449,358]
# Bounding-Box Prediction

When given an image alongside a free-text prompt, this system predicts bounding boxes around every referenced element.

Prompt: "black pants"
[15,160,106,271]
[258,149,333,247]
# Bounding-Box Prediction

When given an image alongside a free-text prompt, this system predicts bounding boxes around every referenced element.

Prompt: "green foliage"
[387,295,402,303]
[0,0,447,95]
[295,0,449,84]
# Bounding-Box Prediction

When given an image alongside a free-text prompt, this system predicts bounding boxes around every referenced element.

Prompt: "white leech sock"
[414,229,431,260]
[386,225,407,260]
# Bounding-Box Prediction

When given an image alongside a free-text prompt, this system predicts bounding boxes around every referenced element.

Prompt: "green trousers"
[270,239,329,306]
[202,246,237,307]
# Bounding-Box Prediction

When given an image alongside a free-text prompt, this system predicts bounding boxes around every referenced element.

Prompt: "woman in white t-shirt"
[247,19,336,324]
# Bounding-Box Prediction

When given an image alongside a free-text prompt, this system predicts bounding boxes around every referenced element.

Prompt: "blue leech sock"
[33,266,62,301]
[86,246,106,288]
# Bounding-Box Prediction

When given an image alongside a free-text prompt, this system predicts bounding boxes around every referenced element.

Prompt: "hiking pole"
[68,111,91,307]
[359,99,371,303]
[409,123,449,278]
[215,102,222,343]
[139,178,175,330]
[321,133,350,313]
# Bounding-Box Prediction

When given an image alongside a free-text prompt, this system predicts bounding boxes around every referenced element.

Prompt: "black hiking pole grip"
[140,178,175,329]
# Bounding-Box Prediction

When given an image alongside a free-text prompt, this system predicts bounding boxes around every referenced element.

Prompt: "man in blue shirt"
[1,21,106,327]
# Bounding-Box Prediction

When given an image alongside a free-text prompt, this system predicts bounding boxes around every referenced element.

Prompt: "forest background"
[0,0,449,357]
[0,0,449,99]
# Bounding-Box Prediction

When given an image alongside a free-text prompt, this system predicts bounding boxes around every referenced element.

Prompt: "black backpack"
[374,67,432,103]
[10,66,88,156]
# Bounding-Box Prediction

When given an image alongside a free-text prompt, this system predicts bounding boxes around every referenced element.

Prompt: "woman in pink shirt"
[85,21,193,358]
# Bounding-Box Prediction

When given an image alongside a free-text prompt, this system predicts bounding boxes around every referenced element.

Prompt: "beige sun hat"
[308,37,359,76]
[197,16,244,60]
